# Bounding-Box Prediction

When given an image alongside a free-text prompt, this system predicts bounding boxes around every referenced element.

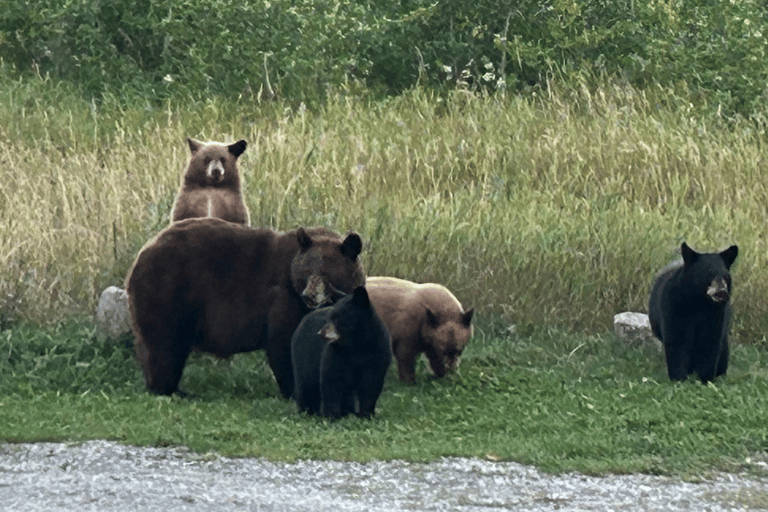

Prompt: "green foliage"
[2,318,767,476]
[2,0,768,115]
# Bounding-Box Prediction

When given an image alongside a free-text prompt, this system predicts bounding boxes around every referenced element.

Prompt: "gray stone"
[95,286,131,341]
[613,312,661,352]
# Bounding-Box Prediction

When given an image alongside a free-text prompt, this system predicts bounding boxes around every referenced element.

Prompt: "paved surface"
[1,441,767,511]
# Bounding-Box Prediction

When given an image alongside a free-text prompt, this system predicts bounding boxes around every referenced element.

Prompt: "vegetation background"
[1,0,768,477]
[2,0,768,340]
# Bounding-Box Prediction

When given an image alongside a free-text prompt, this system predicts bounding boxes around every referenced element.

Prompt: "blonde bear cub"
[171,138,249,224]
[366,276,474,384]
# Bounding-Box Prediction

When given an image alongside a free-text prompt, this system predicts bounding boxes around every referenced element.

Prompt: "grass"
[1,317,767,477]
[2,70,768,342]
[2,69,768,477]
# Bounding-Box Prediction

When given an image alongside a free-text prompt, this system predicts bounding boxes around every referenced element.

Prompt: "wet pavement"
[1,440,766,511]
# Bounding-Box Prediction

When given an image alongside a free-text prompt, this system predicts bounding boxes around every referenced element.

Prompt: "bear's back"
[366,277,427,330]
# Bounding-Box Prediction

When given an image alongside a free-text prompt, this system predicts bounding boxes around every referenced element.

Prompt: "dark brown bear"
[125,217,365,398]
[170,138,249,224]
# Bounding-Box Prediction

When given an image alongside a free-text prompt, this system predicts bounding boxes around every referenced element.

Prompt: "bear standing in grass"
[648,242,738,383]
[365,277,474,384]
[171,138,249,224]
[291,286,392,419]
[125,217,365,398]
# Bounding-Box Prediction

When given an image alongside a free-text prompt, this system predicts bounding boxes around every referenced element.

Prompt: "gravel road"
[1,441,766,511]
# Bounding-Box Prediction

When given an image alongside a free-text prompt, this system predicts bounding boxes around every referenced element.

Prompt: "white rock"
[95,286,131,341]
[613,312,661,352]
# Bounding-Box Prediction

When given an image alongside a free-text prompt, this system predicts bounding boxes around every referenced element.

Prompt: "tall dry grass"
[2,73,767,342]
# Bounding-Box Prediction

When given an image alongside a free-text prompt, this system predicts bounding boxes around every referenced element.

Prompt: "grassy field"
[1,72,768,475]
[2,317,767,477]
[3,73,768,342]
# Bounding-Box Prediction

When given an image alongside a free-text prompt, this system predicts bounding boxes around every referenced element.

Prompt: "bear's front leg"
[267,291,307,399]
[663,338,691,381]
[424,346,448,378]
[393,341,418,384]
[320,346,355,419]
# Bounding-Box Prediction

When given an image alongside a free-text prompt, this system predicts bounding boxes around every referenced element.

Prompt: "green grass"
[2,71,768,343]
[2,67,768,477]
[2,318,767,477]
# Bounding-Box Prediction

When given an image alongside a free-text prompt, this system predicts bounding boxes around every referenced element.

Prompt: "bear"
[365,276,474,384]
[291,286,392,419]
[170,138,250,224]
[124,217,365,398]
[648,242,738,383]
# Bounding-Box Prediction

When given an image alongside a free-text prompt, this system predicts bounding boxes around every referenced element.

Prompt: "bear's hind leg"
[134,331,192,396]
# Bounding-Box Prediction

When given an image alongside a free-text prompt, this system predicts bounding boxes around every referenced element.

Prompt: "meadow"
[1,70,768,476]
[1,71,768,340]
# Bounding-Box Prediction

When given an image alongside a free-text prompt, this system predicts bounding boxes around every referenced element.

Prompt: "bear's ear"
[462,308,474,326]
[228,139,247,158]
[720,245,738,269]
[426,307,439,327]
[352,286,370,308]
[319,321,341,342]
[296,227,313,250]
[341,232,363,260]
[681,242,699,266]
[187,138,203,154]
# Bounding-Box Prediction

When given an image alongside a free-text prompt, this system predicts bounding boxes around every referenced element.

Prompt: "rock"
[613,312,661,352]
[95,286,131,341]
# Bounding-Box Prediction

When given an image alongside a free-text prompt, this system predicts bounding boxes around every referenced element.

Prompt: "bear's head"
[681,242,738,304]
[423,307,474,373]
[318,286,376,346]
[184,138,247,188]
[290,228,365,310]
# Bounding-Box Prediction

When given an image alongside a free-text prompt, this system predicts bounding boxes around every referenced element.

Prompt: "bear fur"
[171,138,250,224]
[365,276,474,384]
[648,242,738,383]
[125,217,365,398]
[291,286,392,419]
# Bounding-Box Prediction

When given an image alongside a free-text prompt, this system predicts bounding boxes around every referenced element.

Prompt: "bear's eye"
[203,156,211,165]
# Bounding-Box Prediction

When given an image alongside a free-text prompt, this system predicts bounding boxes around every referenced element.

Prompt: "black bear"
[648,242,738,383]
[125,217,365,398]
[291,286,392,419]
[171,138,250,224]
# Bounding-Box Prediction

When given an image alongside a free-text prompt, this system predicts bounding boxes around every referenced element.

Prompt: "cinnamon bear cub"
[125,217,365,398]
[649,242,738,383]
[365,276,474,384]
[291,286,392,419]
[171,138,249,224]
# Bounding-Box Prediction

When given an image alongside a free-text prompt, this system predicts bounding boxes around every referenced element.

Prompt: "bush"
[2,0,768,115]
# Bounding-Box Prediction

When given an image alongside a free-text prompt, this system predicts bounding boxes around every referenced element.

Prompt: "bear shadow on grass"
[291,286,392,420]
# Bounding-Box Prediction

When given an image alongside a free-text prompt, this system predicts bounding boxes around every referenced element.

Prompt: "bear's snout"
[707,277,730,303]
[206,160,225,182]
[301,274,333,310]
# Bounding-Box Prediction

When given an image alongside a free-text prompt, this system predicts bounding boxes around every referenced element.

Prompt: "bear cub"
[291,286,392,419]
[649,242,738,383]
[171,137,249,224]
[365,277,474,384]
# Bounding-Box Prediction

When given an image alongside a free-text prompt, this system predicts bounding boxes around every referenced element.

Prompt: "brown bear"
[365,276,474,384]
[125,217,365,398]
[170,138,249,224]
